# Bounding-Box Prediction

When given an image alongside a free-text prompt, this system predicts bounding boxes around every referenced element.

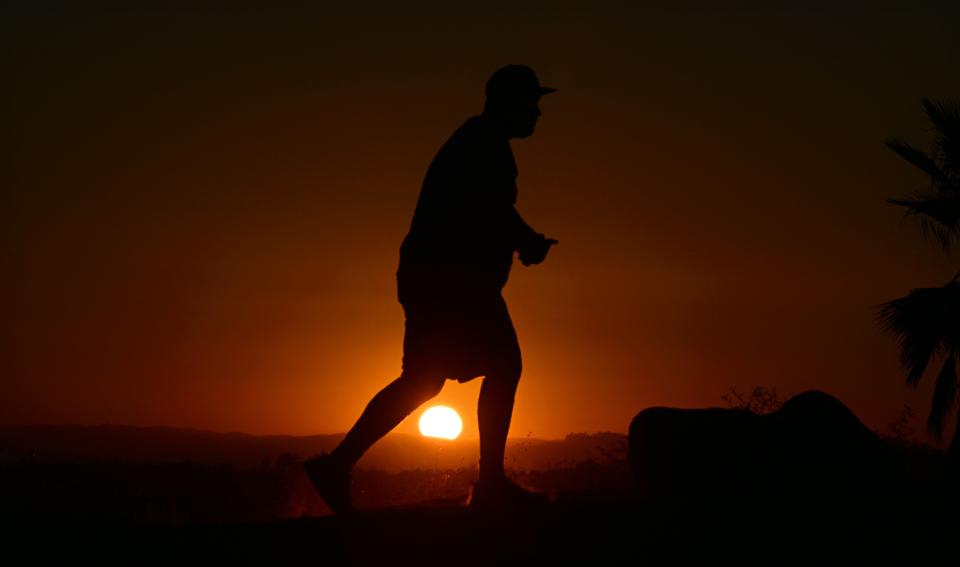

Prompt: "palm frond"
[888,192,960,252]
[885,138,951,188]
[906,208,955,252]
[927,355,958,441]
[877,283,960,384]
[921,99,960,178]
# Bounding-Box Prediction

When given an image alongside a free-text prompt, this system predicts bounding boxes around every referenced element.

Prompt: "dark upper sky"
[3,1,959,440]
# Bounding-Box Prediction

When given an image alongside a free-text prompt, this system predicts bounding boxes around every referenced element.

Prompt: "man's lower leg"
[330,372,444,468]
[477,371,520,484]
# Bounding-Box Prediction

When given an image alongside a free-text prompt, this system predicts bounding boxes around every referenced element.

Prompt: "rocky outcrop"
[628,391,903,502]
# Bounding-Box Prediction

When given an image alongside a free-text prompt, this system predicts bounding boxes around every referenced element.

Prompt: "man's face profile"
[503,96,542,139]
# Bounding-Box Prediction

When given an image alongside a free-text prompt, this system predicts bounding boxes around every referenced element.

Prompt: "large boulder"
[628,391,904,502]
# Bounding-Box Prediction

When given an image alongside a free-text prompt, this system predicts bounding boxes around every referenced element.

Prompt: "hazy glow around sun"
[418,406,463,440]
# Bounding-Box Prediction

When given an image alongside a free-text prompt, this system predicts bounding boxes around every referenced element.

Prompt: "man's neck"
[478,111,512,141]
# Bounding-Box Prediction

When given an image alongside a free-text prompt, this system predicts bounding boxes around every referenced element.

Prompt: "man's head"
[482,65,556,139]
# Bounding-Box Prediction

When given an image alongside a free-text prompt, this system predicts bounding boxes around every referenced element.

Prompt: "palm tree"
[879,99,960,456]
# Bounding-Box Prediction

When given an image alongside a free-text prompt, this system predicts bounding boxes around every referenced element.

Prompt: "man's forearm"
[470,204,541,251]
[506,206,542,251]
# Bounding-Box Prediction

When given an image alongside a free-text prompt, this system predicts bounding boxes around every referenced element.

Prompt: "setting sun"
[418,406,463,440]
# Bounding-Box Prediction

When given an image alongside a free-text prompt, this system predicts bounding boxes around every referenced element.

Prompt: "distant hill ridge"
[0,425,626,472]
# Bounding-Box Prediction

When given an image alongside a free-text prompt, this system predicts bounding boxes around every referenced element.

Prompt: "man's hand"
[519,234,558,266]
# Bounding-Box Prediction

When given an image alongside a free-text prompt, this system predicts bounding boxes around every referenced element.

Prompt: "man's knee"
[398,369,446,401]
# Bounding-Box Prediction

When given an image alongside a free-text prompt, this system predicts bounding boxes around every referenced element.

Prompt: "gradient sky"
[4,2,959,441]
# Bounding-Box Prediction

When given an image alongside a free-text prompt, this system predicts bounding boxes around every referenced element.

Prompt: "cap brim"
[539,86,558,95]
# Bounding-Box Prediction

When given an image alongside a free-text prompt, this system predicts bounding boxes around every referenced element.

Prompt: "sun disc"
[418,406,463,440]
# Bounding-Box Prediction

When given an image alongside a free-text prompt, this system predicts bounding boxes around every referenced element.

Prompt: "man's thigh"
[400,294,521,382]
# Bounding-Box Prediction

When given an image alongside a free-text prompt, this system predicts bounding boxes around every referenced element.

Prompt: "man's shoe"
[303,453,353,516]
[467,476,550,511]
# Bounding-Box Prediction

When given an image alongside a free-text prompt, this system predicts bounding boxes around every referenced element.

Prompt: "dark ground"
[10,489,956,565]
[2,424,954,563]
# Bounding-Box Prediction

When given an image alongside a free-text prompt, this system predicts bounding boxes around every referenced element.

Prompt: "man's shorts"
[400,293,522,383]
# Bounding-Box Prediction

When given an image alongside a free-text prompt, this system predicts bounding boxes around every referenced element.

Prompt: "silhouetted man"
[304,64,558,514]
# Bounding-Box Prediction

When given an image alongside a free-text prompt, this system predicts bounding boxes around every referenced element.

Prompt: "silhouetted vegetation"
[721,385,783,414]
[880,99,960,457]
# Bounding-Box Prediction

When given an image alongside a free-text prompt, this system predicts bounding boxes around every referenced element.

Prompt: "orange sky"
[4,3,959,442]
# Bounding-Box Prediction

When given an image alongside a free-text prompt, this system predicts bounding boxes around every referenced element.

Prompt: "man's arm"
[453,137,553,256]
[468,199,557,266]
[505,205,542,251]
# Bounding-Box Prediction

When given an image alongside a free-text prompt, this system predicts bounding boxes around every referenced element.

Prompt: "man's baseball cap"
[485,64,557,102]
